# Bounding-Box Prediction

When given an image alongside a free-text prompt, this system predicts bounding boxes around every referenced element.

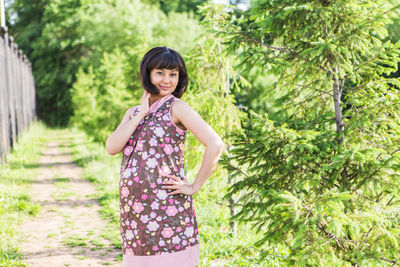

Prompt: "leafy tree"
[207,1,400,265]
[9,0,84,126]
[143,0,209,16]
[70,0,204,142]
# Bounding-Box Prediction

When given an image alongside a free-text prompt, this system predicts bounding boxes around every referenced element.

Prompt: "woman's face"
[150,68,179,96]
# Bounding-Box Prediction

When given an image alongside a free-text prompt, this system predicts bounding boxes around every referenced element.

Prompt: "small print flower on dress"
[125,230,134,240]
[140,214,150,223]
[184,226,194,238]
[147,221,160,231]
[166,206,178,216]
[155,127,165,137]
[151,201,159,210]
[142,151,149,160]
[122,168,131,178]
[172,235,181,244]
[149,138,157,146]
[124,146,133,155]
[161,227,174,238]
[130,158,137,167]
[160,165,171,176]
[163,144,174,155]
[136,140,144,151]
[157,189,168,200]
[146,157,158,168]
[132,202,144,213]
[121,186,129,197]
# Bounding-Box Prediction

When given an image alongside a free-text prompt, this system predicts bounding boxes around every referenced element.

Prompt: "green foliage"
[221,111,400,265]
[143,0,209,16]
[387,0,400,44]
[9,0,204,126]
[70,0,204,142]
[209,0,400,265]
[9,0,84,126]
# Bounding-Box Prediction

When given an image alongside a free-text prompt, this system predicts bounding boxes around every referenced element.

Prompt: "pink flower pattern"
[119,97,199,256]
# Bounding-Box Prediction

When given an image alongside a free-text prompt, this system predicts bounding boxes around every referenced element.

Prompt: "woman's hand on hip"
[162,175,197,196]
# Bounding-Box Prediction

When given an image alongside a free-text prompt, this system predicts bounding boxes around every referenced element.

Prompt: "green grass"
[0,121,48,267]
[63,234,89,248]
[68,127,285,266]
[51,191,77,201]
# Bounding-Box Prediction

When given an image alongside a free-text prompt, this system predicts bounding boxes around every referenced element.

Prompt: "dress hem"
[122,243,199,267]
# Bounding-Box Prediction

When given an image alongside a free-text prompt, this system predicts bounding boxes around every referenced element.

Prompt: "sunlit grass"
[0,121,48,267]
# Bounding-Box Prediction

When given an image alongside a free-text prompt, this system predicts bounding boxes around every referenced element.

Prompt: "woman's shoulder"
[172,97,189,108]
[170,98,196,118]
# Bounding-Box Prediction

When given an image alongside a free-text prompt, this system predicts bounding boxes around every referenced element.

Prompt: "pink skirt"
[123,244,199,267]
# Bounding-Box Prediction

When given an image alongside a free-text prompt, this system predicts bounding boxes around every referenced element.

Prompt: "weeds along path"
[21,130,121,266]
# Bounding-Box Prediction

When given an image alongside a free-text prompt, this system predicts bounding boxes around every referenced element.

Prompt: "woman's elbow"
[213,138,225,152]
[106,148,119,156]
[105,139,119,155]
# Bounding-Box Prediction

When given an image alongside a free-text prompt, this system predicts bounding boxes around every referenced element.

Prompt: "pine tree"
[208,0,400,265]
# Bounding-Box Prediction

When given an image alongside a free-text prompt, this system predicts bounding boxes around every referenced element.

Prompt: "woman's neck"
[149,93,170,107]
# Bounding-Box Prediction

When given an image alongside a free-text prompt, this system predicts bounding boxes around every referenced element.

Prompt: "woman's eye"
[171,73,177,77]
[157,72,163,75]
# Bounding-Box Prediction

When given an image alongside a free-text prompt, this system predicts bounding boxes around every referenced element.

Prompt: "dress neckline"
[148,93,174,114]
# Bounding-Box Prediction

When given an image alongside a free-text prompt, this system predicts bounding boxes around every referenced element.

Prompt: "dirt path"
[20,132,121,266]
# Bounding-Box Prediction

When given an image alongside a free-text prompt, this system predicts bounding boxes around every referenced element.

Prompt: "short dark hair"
[139,47,188,98]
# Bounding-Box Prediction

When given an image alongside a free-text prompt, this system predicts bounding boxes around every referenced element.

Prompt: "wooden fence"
[0,26,36,163]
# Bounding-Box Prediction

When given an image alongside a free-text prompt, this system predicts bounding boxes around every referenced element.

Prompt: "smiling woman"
[150,68,179,93]
[105,46,225,267]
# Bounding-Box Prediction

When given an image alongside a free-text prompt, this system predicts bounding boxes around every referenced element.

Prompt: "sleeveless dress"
[119,94,200,267]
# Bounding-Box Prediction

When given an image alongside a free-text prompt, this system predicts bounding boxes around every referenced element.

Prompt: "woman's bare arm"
[105,92,151,155]
[164,99,225,195]
[105,107,146,155]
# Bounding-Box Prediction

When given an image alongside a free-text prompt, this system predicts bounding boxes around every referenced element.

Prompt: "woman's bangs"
[150,52,181,71]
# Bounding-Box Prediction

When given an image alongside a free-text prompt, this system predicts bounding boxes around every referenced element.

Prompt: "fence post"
[0,26,9,163]
[6,33,17,147]
[0,8,36,164]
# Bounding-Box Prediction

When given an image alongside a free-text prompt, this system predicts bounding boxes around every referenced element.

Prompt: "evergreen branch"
[390,148,400,156]
[353,54,382,73]
[235,31,297,55]
[337,4,400,43]
[379,257,397,266]
[386,196,395,206]
[316,222,345,250]
[339,176,377,203]
[317,222,367,246]
[352,42,400,74]
[296,83,334,97]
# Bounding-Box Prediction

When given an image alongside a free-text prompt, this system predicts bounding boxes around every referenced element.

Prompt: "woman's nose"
[162,76,170,83]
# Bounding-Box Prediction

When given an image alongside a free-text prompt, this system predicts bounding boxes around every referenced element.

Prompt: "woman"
[106,46,225,267]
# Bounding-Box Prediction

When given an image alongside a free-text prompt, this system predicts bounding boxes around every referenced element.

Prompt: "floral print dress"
[119,94,200,267]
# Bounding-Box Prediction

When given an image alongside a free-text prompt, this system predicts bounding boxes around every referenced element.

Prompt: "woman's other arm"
[168,100,225,194]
